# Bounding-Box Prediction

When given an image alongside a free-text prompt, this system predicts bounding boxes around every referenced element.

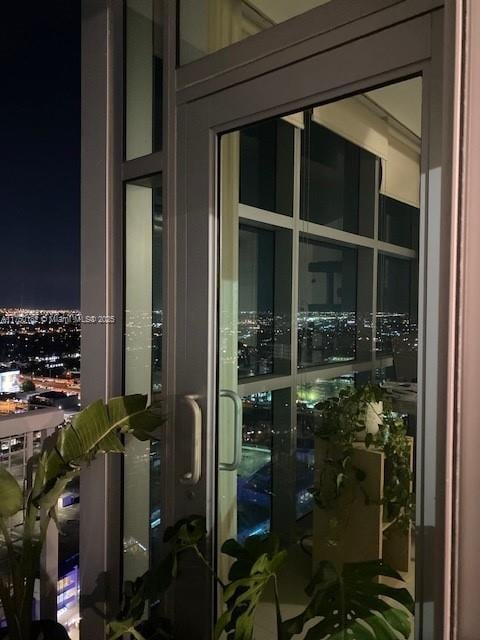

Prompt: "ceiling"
[247,0,332,24]
[366,78,423,138]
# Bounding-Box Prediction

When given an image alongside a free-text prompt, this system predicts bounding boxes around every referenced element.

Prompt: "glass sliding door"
[218,77,422,638]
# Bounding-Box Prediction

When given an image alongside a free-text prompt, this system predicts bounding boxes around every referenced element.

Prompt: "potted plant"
[0,394,163,640]
[109,515,414,640]
[312,384,414,534]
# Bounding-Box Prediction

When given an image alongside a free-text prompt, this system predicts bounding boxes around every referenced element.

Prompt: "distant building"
[0,368,20,394]
[29,390,80,411]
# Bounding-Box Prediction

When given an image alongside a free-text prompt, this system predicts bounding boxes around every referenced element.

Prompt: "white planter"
[357,401,383,441]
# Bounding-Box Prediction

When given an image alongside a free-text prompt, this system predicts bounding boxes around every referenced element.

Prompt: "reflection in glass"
[296,376,355,519]
[218,79,423,639]
[238,226,274,377]
[379,195,419,249]
[237,389,293,543]
[298,238,357,367]
[124,174,163,581]
[125,175,163,395]
[301,118,377,234]
[238,224,291,379]
[240,119,294,216]
[57,474,80,640]
[152,187,163,394]
[376,253,417,372]
[125,0,163,160]
[237,392,273,541]
[179,0,333,65]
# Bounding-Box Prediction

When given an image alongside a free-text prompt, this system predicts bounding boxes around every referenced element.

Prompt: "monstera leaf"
[31,620,71,639]
[107,518,207,640]
[215,534,287,640]
[108,553,175,640]
[283,560,414,640]
[0,466,23,518]
[164,515,207,552]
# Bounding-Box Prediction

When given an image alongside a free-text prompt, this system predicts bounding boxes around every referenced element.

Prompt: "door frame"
[171,7,451,640]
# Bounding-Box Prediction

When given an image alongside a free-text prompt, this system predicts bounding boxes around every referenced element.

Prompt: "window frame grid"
[236,117,419,401]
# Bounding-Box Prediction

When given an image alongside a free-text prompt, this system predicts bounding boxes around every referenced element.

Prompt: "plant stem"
[0,515,25,635]
[0,576,22,640]
[192,545,226,590]
[0,516,16,578]
[339,575,346,640]
[273,575,284,640]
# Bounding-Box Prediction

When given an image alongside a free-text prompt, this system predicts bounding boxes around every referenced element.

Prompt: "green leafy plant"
[114,518,413,640]
[283,559,414,640]
[0,394,163,640]
[313,384,414,533]
[107,515,209,640]
[21,380,35,393]
[371,413,415,530]
[215,535,287,640]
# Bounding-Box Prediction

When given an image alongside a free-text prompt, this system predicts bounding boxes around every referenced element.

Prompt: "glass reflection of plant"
[312,384,415,534]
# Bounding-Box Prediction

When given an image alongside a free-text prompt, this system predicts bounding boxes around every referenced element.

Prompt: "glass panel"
[218,78,422,639]
[220,388,293,546]
[376,253,418,377]
[297,376,355,518]
[237,392,273,541]
[240,119,294,216]
[238,226,274,377]
[301,118,377,234]
[298,237,358,368]
[179,0,333,65]
[125,0,163,160]
[58,474,80,640]
[123,174,163,581]
[379,194,420,249]
[238,224,291,378]
[152,191,163,394]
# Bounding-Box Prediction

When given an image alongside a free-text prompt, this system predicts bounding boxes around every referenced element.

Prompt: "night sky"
[0,1,80,310]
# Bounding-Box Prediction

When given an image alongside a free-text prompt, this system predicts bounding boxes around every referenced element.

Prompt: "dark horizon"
[0,1,81,310]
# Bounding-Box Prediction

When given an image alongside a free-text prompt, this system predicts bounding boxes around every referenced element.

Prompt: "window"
[238,224,291,378]
[123,174,163,580]
[237,392,273,541]
[240,120,294,216]
[219,78,422,636]
[125,0,163,160]
[235,389,293,542]
[296,376,355,518]
[298,238,358,367]
[301,120,377,234]
[379,194,419,249]
[238,226,275,377]
[377,253,418,375]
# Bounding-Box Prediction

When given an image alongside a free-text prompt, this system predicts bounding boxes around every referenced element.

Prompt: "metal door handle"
[219,389,242,471]
[180,394,202,485]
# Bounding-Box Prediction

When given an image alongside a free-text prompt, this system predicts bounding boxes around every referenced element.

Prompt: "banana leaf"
[0,467,23,518]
